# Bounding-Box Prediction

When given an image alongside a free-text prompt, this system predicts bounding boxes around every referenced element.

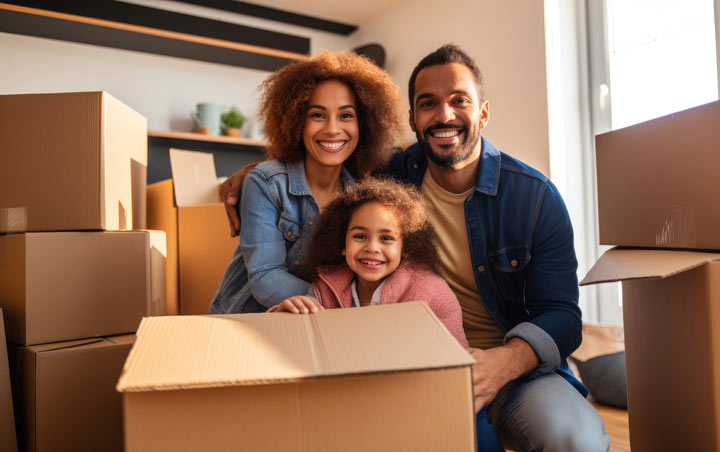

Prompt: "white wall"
[348,0,551,175]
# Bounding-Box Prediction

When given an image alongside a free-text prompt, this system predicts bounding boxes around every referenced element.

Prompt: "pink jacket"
[313,261,468,347]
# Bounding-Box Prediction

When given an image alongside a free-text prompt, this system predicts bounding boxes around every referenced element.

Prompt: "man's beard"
[416,123,481,167]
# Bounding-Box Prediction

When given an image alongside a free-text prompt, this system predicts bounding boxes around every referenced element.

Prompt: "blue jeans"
[488,373,610,452]
[476,407,504,451]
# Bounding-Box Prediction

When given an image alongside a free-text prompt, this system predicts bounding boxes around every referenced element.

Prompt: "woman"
[210,50,403,314]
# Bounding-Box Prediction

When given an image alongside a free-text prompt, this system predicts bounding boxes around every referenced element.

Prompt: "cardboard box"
[147,149,237,315]
[144,229,169,317]
[581,248,720,451]
[9,334,135,452]
[0,310,18,452]
[0,91,147,232]
[595,100,720,250]
[0,231,156,345]
[117,302,476,451]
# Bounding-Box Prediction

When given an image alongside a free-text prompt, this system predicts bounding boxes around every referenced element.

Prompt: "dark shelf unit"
[0,2,310,71]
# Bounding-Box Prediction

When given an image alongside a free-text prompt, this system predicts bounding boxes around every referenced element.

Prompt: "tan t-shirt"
[422,171,505,350]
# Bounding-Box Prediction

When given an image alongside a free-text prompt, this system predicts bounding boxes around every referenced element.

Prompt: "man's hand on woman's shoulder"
[219,162,259,237]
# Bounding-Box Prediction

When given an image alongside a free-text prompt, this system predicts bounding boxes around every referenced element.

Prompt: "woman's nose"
[324,116,340,134]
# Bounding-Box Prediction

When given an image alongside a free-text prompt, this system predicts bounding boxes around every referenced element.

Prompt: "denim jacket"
[210,159,355,314]
[388,137,586,394]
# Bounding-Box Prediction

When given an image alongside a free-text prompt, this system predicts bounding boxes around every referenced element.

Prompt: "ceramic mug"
[191,103,221,135]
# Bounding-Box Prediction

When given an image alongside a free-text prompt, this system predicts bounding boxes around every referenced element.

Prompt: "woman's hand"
[273,296,324,314]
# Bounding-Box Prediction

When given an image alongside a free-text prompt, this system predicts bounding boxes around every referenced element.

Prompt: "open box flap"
[168,148,220,207]
[116,302,474,393]
[580,247,720,286]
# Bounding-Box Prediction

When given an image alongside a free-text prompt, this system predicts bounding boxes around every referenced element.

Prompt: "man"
[221,44,609,451]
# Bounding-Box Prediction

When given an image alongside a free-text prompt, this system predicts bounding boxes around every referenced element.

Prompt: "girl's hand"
[275,296,323,314]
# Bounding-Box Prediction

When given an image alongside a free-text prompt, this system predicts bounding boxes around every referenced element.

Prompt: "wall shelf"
[147,130,266,184]
[148,130,266,151]
[0,2,309,71]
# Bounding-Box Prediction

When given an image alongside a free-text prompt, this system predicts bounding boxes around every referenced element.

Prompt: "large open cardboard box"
[582,248,720,451]
[595,99,720,250]
[9,334,135,452]
[0,91,147,232]
[0,231,163,345]
[147,149,237,315]
[118,302,476,451]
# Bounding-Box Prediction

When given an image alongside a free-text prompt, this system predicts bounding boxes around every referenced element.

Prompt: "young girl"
[269,177,468,347]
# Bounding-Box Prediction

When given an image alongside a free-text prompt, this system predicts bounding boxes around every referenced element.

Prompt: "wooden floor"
[593,402,630,452]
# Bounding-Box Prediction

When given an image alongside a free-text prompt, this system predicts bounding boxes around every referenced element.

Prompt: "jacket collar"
[287,160,355,196]
[406,135,501,197]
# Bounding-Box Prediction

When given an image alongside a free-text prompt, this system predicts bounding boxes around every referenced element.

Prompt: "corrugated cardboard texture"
[0,310,18,452]
[0,232,149,345]
[168,149,220,207]
[596,100,720,250]
[0,91,146,232]
[118,302,473,391]
[119,303,474,451]
[178,204,237,315]
[124,367,474,452]
[580,248,720,285]
[9,335,135,452]
[622,262,720,451]
[147,180,179,315]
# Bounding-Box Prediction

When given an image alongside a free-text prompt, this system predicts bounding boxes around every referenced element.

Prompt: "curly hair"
[298,177,440,281]
[259,50,404,177]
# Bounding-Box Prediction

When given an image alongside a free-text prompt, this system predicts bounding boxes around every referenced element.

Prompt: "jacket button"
[308,220,313,225]
[477,265,485,272]
[510,259,518,267]
[287,230,293,237]
[294,260,300,266]
[413,164,418,169]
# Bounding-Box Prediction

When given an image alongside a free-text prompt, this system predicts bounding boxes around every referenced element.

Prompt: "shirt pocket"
[278,213,302,255]
[488,246,531,302]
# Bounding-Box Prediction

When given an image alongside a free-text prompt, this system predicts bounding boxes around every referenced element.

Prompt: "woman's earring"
[341,249,346,256]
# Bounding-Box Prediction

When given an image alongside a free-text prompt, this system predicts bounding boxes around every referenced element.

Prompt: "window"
[606,0,718,129]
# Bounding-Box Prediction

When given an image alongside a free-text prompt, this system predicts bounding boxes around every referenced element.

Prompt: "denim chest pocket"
[277,215,302,244]
[488,246,531,301]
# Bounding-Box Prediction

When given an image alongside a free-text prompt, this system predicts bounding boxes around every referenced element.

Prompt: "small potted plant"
[221,107,247,137]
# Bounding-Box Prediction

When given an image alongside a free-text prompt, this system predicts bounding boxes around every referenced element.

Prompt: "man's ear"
[479,100,490,129]
[408,109,416,132]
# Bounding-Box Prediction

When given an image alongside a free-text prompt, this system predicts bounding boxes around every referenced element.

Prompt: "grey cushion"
[572,351,627,409]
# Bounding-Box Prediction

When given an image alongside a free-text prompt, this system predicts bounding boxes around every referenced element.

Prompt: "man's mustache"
[423,123,468,138]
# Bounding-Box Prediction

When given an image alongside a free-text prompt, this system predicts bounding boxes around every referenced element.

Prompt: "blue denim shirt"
[388,137,586,394]
[210,159,355,314]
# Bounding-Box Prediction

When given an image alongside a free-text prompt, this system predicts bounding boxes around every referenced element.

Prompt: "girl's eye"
[381,235,396,242]
[309,111,324,119]
[340,112,355,119]
[352,233,367,240]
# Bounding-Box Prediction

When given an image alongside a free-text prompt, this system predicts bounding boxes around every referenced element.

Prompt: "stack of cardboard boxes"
[0,91,167,451]
[581,100,720,451]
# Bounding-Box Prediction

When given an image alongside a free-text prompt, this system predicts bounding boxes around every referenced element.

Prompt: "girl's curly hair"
[298,177,440,281]
[259,50,403,177]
